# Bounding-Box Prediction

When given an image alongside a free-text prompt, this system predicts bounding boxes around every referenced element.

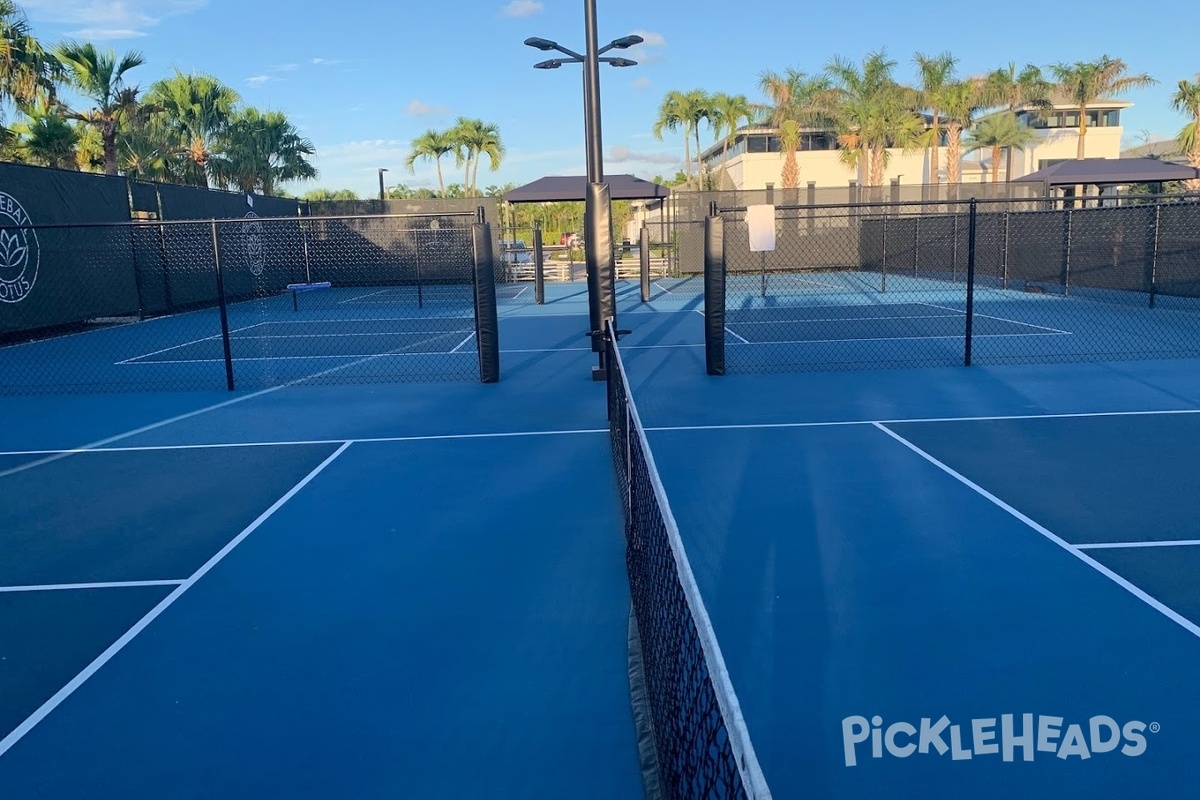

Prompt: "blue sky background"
[18,0,1199,196]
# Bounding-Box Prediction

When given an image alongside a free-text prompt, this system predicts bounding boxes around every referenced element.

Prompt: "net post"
[210,220,235,391]
[703,212,726,376]
[533,224,546,305]
[586,182,616,356]
[639,223,651,303]
[472,221,501,383]
[964,199,977,367]
[298,207,313,284]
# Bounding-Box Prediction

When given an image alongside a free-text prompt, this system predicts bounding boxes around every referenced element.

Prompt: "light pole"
[525,7,641,379]
[378,167,389,202]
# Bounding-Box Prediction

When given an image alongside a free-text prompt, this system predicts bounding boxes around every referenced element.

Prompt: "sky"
[17,0,1199,197]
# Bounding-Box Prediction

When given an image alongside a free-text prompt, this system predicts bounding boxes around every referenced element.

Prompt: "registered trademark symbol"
[1149,722,1161,734]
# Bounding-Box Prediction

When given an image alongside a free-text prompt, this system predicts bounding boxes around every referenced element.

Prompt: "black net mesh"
[0,212,492,393]
[706,196,1200,373]
[606,325,765,800]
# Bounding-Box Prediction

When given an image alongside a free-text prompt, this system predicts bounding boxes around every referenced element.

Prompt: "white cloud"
[244,75,274,88]
[273,63,300,72]
[609,146,677,165]
[312,57,346,66]
[22,0,206,39]
[405,100,451,117]
[501,0,543,17]
[631,76,652,91]
[627,29,666,64]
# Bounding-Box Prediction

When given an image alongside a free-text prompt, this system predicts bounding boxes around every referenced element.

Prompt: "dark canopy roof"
[1014,158,1200,186]
[504,174,671,203]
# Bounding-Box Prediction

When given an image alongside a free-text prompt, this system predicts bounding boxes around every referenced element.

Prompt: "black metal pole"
[583,0,603,184]
[639,223,650,302]
[533,224,545,305]
[211,220,236,391]
[964,199,977,367]
[880,211,888,293]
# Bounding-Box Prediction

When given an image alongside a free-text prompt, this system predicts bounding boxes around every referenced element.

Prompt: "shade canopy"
[1014,158,1200,187]
[503,174,671,203]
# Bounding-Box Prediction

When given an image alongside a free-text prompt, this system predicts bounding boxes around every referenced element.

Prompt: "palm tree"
[913,51,957,187]
[467,122,503,195]
[651,89,710,185]
[941,79,987,184]
[777,119,801,189]
[405,129,456,196]
[13,100,77,168]
[1171,74,1200,191]
[54,42,144,175]
[0,0,58,119]
[965,114,1038,183]
[145,71,240,186]
[983,62,1052,180]
[1050,56,1156,160]
[757,70,831,190]
[210,108,316,195]
[825,50,924,187]
[708,92,753,184]
[448,117,502,196]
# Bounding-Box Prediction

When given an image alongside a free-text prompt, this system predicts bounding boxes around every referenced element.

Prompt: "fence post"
[128,223,146,320]
[913,215,920,277]
[880,211,888,293]
[298,207,312,284]
[639,222,651,303]
[952,211,959,281]
[211,220,235,391]
[964,199,977,367]
[1002,210,1010,290]
[1062,208,1073,297]
[806,182,816,232]
[1149,204,1162,308]
[533,224,545,305]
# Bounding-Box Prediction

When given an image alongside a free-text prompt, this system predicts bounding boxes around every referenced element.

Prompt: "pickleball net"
[605,319,771,799]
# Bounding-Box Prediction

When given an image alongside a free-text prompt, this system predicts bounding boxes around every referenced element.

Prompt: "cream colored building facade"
[697,100,1131,190]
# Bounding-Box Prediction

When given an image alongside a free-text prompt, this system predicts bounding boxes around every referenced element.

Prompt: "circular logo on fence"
[0,192,39,304]
[242,211,264,276]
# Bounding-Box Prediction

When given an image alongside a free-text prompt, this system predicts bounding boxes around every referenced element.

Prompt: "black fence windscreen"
[0,212,499,393]
[703,195,1200,373]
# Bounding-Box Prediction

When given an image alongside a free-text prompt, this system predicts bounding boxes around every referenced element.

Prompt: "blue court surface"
[2,278,1200,798]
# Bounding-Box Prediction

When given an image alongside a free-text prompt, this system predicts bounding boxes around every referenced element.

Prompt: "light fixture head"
[533,59,563,69]
[607,57,637,68]
[609,35,644,49]
[524,37,558,51]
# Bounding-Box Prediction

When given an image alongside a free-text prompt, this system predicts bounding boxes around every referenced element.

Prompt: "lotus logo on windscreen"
[243,211,265,276]
[0,191,39,303]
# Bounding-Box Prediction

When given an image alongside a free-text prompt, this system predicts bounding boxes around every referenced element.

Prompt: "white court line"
[915,302,1072,335]
[0,428,608,457]
[257,316,472,326]
[727,332,1067,346]
[116,333,223,365]
[693,308,750,344]
[119,351,475,364]
[228,330,473,340]
[872,423,1200,640]
[1,330,460,481]
[509,286,530,300]
[5,409,1196,460]
[1077,539,1200,550]
[0,580,185,593]
[643,407,1200,434]
[338,288,393,304]
[0,441,352,759]
[728,313,961,325]
[450,332,476,353]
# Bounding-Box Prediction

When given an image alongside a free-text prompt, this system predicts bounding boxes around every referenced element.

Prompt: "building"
[696,98,1131,190]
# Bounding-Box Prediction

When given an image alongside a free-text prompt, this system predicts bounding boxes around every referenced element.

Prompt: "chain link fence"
[701,194,1200,373]
[0,212,499,393]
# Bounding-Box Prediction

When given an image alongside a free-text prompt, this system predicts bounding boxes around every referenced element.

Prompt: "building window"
[1105,110,1120,126]
[1038,158,1069,171]
[747,136,768,153]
